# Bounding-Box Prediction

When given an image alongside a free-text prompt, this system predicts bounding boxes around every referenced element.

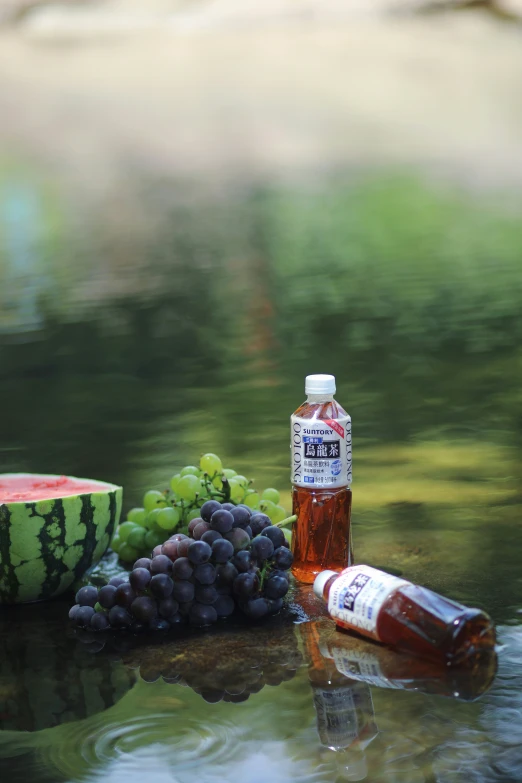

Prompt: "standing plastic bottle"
[314,565,496,666]
[291,374,353,583]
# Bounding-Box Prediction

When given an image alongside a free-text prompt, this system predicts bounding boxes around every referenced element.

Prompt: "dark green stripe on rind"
[108,490,117,541]
[30,499,70,600]
[0,504,19,602]
[72,495,102,582]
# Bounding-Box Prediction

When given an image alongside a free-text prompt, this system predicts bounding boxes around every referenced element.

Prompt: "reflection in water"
[0,601,136,733]
[299,620,497,781]
[118,615,303,702]
[300,622,378,781]
[0,609,509,783]
[316,622,498,702]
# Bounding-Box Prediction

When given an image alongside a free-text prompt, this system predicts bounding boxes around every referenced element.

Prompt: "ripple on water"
[44,712,241,776]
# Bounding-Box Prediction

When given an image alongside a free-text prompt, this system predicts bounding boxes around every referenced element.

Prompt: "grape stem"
[258,560,271,591]
[274,515,297,529]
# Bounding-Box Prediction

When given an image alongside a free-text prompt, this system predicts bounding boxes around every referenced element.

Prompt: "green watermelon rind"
[0,473,122,604]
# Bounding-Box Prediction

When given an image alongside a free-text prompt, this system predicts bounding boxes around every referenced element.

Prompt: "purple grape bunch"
[70,501,293,631]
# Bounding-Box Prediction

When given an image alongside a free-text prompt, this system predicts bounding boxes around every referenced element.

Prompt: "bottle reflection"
[300,622,378,781]
[300,620,497,781]
[320,627,497,701]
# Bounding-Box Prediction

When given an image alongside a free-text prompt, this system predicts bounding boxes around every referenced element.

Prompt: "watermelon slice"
[0,473,122,604]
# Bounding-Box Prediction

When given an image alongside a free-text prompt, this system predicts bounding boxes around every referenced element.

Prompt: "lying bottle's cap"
[305,374,336,395]
[314,570,338,599]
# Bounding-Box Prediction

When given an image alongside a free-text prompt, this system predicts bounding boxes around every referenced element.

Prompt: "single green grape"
[146,508,164,530]
[229,479,246,503]
[118,521,138,543]
[186,508,203,522]
[212,474,223,490]
[180,465,200,477]
[119,543,140,563]
[200,453,223,475]
[170,474,182,492]
[127,507,147,526]
[223,468,237,479]
[111,534,121,553]
[283,527,292,546]
[143,490,167,511]
[270,504,287,524]
[157,506,180,531]
[233,475,248,487]
[244,491,260,509]
[127,526,147,549]
[259,499,277,516]
[262,487,280,505]
[177,474,200,501]
[145,529,166,550]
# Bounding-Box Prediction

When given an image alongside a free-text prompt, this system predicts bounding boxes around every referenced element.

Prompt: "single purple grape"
[150,574,174,599]
[250,513,272,536]
[91,612,110,631]
[98,584,118,609]
[200,500,222,522]
[188,540,212,565]
[210,509,234,534]
[172,557,193,580]
[201,529,223,546]
[130,567,151,592]
[150,555,173,575]
[274,547,293,570]
[211,538,234,563]
[230,505,251,528]
[189,603,218,626]
[75,585,98,607]
[115,583,136,608]
[251,535,274,562]
[261,526,286,549]
[131,596,158,622]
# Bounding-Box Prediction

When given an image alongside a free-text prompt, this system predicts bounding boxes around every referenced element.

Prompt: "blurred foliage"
[261,177,522,356]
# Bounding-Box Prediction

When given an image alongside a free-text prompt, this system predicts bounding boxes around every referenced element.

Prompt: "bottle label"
[291,414,352,488]
[327,565,409,640]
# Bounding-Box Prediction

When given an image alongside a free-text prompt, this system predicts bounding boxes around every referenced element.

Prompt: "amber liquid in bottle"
[317,566,496,666]
[291,387,353,584]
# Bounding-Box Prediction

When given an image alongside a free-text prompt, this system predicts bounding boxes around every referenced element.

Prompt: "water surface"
[1,171,522,782]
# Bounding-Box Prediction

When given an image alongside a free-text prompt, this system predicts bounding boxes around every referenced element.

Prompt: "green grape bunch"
[111,454,290,563]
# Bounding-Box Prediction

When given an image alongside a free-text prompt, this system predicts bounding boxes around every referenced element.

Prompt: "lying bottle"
[314,565,496,665]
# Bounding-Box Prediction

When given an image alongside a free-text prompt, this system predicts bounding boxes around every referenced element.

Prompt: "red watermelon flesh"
[0,474,117,503]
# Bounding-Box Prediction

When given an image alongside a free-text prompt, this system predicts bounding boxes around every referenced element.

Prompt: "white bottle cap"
[305,374,336,395]
[313,570,338,599]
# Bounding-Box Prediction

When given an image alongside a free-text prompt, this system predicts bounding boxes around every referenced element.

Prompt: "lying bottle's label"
[291,414,351,488]
[328,565,409,640]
